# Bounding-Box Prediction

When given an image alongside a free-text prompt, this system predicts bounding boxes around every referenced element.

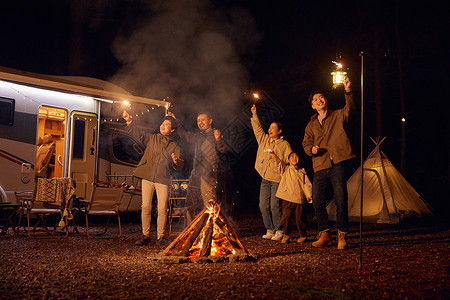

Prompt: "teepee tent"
[327,137,433,223]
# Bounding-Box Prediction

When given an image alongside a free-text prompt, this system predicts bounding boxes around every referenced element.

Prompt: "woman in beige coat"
[251,105,292,241]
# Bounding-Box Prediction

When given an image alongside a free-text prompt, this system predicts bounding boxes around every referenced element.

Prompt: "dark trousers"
[312,162,349,233]
[185,177,217,225]
[185,185,202,225]
[280,200,307,237]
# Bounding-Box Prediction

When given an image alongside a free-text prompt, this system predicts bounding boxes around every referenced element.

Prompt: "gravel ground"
[0,212,449,299]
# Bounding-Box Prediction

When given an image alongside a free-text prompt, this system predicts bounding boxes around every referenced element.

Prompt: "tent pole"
[358,51,364,274]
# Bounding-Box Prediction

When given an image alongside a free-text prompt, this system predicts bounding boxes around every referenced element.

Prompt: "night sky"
[1,1,449,216]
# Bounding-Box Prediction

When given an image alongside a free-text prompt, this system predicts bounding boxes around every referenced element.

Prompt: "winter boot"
[135,235,151,246]
[311,231,332,248]
[281,235,290,244]
[338,230,348,250]
[297,236,307,244]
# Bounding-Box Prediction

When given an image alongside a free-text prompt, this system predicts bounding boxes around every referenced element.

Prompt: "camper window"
[111,132,144,165]
[0,97,15,125]
[73,119,85,159]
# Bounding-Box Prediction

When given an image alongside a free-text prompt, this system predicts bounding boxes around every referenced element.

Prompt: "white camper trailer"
[0,66,169,211]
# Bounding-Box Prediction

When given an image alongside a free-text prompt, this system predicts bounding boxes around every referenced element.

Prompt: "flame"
[184,202,236,260]
[162,201,247,261]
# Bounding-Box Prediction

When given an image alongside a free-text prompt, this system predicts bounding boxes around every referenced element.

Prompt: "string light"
[1,80,37,103]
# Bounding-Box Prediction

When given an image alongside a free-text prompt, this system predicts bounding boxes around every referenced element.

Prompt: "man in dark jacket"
[123,111,184,245]
[302,76,355,250]
[168,111,227,224]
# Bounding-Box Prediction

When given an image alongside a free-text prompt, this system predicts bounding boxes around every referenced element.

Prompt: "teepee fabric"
[327,137,433,223]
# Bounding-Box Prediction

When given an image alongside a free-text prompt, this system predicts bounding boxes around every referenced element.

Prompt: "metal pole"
[358,51,364,274]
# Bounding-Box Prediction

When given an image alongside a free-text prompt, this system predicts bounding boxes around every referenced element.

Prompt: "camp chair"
[84,186,123,238]
[168,179,189,235]
[26,178,75,238]
[25,199,62,238]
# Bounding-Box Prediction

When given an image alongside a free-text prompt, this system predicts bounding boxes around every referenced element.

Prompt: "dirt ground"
[0,212,449,299]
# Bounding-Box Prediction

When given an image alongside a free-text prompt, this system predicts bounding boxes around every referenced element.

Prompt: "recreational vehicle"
[0,66,169,212]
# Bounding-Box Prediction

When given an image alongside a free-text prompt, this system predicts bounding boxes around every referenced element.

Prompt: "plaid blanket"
[35,178,76,226]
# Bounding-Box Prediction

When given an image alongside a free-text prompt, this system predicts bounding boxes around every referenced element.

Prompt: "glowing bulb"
[401,118,406,123]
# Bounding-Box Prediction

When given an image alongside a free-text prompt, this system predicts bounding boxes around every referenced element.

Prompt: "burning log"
[161,208,208,256]
[215,212,248,255]
[179,211,209,257]
[199,218,213,257]
[159,202,249,261]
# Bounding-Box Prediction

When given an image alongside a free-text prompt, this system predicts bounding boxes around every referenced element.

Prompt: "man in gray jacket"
[168,112,227,224]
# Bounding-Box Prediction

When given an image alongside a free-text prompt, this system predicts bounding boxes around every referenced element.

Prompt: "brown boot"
[311,231,332,248]
[281,235,290,244]
[338,230,348,250]
[297,236,307,244]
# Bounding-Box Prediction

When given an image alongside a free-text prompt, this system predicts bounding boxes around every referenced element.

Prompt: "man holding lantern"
[302,75,355,250]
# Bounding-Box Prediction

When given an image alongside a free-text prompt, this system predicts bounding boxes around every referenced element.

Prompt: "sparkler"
[249,91,261,104]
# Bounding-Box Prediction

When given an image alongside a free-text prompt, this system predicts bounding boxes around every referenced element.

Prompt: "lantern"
[331,61,347,89]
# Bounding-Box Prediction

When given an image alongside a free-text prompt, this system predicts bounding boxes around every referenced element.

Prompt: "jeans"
[312,162,349,233]
[259,179,281,231]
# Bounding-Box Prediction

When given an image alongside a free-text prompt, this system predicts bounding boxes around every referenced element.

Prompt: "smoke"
[110,0,261,125]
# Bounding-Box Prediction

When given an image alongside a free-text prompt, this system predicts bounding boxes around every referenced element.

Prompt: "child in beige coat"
[270,150,312,243]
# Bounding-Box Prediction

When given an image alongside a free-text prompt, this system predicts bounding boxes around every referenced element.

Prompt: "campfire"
[159,201,251,262]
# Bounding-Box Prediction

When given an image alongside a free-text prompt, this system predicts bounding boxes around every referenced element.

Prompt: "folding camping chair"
[84,185,123,238]
[26,177,75,238]
[168,179,189,235]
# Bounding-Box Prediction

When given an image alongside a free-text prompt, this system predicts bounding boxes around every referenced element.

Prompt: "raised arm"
[122,110,152,145]
[343,76,355,119]
[269,150,287,174]
[250,105,268,144]
[168,111,197,144]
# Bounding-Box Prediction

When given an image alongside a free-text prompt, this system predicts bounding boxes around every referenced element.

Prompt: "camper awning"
[0,66,169,108]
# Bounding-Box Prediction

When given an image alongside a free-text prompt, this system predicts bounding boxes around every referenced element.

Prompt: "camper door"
[69,112,97,200]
